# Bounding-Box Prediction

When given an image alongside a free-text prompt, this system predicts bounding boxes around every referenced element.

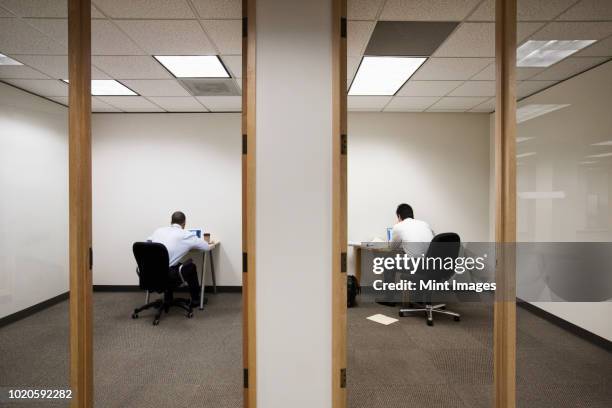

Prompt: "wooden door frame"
[242,0,257,407]
[68,0,93,407]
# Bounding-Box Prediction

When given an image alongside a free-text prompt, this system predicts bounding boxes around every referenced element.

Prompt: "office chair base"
[399,303,460,326]
[132,292,193,325]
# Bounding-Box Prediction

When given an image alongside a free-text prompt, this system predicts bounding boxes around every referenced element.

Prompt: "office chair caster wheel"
[187,312,194,318]
[454,316,461,322]
[427,319,433,326]
[131,312,138,319]
[153,319,160,326]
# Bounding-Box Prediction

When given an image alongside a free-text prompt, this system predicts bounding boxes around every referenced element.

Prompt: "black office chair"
[131,242,194,325]
[399,232,462,326]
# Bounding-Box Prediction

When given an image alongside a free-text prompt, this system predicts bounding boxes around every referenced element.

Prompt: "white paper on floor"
[366,313,398,325]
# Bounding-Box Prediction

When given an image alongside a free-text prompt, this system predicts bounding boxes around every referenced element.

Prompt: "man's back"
[391,218,434,257]
[150,224,208,266]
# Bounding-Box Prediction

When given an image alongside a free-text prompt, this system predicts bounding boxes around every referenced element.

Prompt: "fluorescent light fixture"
[517,137,533,143]
[592,140,612,146]
[516,104,570,123]
[0,53,23,65]
[62,79,137,96]
[349,56,426,96]
[154,55,229,78]
[586,152,612,158]
[517,40,596,67]
[519,191,566,200]
[517,152,536,158]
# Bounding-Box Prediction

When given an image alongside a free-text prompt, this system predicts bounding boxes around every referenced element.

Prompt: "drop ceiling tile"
[470,63,546,80]
[92,20,143,55]
[0,0,66,17]
[201,20,241,55]
[92,0,195,19]
[0,18,66,54]
[4,79,68,96]
[429,96,488,110]
[221,55,242,78]
[148,97,207,112]
[121,79,191,96]
[397,80,462,96]
[348,0,384,20]
[191,0,241,19]
[575,37,612,57]
[348,21,374,56]
[434,23,494,57]
[469,97,495,112]
[0,65,50,79]
[196,96,241,111]
[49,96,122,112]
[97,96,164,112]
[530,57,607,80]
[92,56,172,79]
[15,55,110,80]
[115,20,215,55]
[448,80,495,97]
[517,23,546,44]
[23,18,67,44]
[347,96,391,111]
[412,58,493,80]
[380,0,481,21]
[517,80,557,99]
[558,0,612,21]
[532,22,612,41]
[348,57,361,85]
[468,0,577,21]
[384,96,439,111]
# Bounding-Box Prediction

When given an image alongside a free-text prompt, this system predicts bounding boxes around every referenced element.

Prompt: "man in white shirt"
[149,211,209,305]
[378,203,434,306]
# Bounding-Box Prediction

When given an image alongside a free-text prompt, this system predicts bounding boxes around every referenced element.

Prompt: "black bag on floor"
[347,275,360,308]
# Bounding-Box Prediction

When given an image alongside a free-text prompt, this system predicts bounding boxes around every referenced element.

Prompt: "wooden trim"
[68,0,93,407]
[494,1,517,408]
[242,0,257,406]
[332,1,348,407]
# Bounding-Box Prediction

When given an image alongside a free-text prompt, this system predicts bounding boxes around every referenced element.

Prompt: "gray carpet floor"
[1,293,611,407]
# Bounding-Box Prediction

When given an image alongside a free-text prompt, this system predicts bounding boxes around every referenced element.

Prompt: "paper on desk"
[366,314,398,326]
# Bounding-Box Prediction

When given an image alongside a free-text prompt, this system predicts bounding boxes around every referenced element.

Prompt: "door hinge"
[89,247,93,270]
[244,368,249,388]
[340,368,347,388]
[243,252,248,273]
[340,134,347,155]
[340,252,347,273]
[341,17,347,38]
[242,134,247,154]
[242,17,248,38]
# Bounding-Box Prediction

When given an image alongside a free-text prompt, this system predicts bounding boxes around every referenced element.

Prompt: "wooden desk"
[348,242,393,282]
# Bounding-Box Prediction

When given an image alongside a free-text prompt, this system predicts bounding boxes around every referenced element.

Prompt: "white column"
[256,0,333,406]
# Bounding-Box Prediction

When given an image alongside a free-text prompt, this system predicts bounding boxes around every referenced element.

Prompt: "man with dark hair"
[377,203,434,307]
[148,211,209,305]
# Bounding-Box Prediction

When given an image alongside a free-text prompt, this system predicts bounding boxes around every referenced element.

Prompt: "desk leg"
[210,250,217,294]
[355,247,362,283]
[199,252,206,310]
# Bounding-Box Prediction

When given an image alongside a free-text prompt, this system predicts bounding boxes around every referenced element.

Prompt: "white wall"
[0,82,68,319]
[92,113,242,286]
[513,60,612,341]
[348,112,491,270]
[256,0,332,406]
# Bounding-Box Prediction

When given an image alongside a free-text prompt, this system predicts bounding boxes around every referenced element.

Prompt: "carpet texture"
[1,293,611,407]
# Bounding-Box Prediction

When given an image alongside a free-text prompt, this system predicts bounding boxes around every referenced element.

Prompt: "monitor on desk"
[188,228,202,239]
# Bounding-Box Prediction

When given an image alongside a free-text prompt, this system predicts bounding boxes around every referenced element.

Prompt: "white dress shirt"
[391,218,434,257]
[149,224,209,266]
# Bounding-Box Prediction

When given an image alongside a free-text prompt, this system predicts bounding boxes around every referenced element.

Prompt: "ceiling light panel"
[0,53,22,65]
[517,40,596,67]
[154,55,230,78]
[63,79,137,96]
[349,56,426,96]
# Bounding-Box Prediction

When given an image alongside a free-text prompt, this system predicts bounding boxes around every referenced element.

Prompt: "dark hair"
[396,203,414,220]
[171,211,186,225]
